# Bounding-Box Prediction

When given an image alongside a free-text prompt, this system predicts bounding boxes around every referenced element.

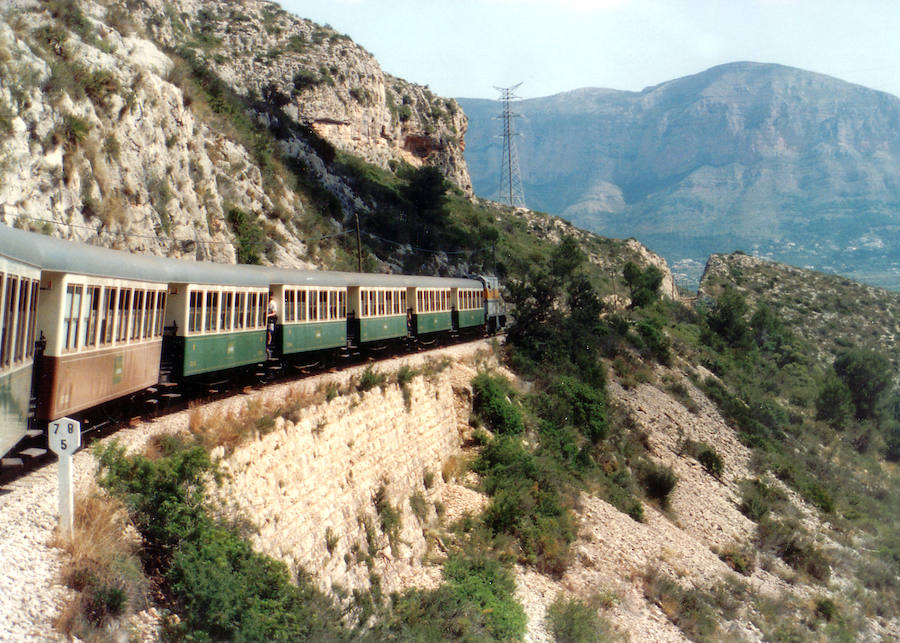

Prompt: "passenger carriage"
[0,248,40,456]
[256,267,351,357]
[162,262,269,379]
[453,286,485,330]
[0,227,170,422]
[408,277,483,336]
[351,274,414,344]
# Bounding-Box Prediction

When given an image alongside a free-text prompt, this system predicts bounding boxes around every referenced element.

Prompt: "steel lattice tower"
[495,83,526,208]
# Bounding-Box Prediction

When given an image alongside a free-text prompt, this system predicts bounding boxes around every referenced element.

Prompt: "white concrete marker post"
[48,417,81,537]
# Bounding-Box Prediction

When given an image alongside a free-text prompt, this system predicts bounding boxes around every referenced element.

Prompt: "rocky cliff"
[0,0,469,266]
[460,62,900,289]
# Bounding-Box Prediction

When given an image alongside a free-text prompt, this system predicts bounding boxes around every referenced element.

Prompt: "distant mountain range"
[459,62,900,289]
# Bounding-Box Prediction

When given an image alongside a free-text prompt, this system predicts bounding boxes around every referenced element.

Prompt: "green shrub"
[472,372,524,435]
[59,113,91,148]
[545,375,608,443]
[642,569,719,639]
[374,484,401,546]
[681,439,723,477]
[95,440,345,640]
[370,552,526,641]
[396,364,415,386]
[816,371,854,428]
[718,544,755,575]
[546,594,612,643]
[706,286,752,349]
[639,460,677,506]
[815,596,838,622]
[833,348,893,420]
[755,518,830,582]
[358,365,386,392]
[84,583,127,625]
[738,478,786,522]
[635,318,672,365]
[474,436,575,575]
[623,261,663,308]
[225,207,265,264]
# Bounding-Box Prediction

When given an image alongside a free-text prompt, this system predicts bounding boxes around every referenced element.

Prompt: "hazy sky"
[279,0,900,100]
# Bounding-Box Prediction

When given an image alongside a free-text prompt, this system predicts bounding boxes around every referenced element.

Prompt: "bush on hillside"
[623,261,663,308]
[638,460,677,506]
[833,348,893,421]
[472,372,524,435]
[94,439,344,640]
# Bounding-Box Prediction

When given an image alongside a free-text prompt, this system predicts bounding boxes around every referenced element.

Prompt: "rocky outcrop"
[0,0,469,266]
[138,0,471,193]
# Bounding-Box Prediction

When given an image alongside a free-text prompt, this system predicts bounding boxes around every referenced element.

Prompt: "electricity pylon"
[494,83,526,208]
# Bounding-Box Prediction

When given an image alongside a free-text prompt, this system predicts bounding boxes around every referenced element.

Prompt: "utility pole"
[494,83,526,209]
[355,212,362,272]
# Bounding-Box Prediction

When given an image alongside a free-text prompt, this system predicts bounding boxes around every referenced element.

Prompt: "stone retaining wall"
[215,374,464,597]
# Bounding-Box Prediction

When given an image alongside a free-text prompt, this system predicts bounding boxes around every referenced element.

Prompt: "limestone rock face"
[139,0,471,193]
[0,0,469,265]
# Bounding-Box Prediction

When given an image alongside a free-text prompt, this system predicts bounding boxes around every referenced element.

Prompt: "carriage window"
[101,288,115,344]
[64,284,83,350]
[235,293,246,330]
[329,291,337,320]
[0,275,13,367]
[319,290,328,321]
[143,290,154,338]
[256,293,266,328]
[298,290,307,321]
[221,292,233,331]
[26,279,38,358]
[130,290,144,340]
[309,289,319,321]
[338,291,346,318]
[205,291,217,332]
[189,291,202,333]
[0,275,5,367]
[84,286,101,347]
[246,293,256,329]
[285,290,295,323]
[376,291,383,316]
[14,279,30,361]
[400,290,407,313]
[385,291,393,315]
[117,289,131,342]
[155,291,166,336]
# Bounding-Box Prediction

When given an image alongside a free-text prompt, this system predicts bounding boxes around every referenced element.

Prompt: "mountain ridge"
[459,61,900,289]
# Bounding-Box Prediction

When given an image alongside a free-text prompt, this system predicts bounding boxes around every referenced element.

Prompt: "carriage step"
[1,457,24,467]
[25,429,42,438]
[145,399,158,406]
[161,392,181,399]
[20,448,47,458]
[146,387,158,394]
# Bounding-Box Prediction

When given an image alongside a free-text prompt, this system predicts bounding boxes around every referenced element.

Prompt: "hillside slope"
[460,62,900,289]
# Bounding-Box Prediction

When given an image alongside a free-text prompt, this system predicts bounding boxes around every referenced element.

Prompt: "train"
[0,224,506,463]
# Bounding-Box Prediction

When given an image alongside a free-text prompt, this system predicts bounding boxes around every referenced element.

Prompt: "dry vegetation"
[51,486,148,640]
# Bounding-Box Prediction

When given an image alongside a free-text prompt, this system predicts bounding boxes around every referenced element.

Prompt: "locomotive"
[0,225,506,463]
